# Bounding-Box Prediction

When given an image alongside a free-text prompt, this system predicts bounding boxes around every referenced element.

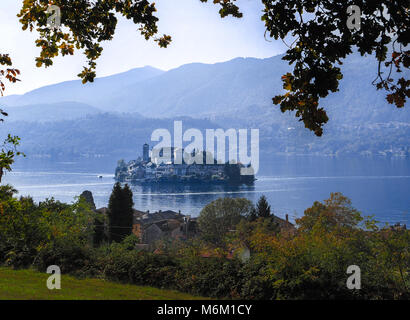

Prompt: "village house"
[92,205,197,247]
[132,210,197,245]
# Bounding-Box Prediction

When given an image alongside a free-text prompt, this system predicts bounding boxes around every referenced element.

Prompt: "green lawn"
[0,267,205,300]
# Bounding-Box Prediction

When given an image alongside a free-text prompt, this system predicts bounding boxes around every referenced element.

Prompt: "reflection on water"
[133,182,253,195]
[3,156,410,225]
[130,183,256,215]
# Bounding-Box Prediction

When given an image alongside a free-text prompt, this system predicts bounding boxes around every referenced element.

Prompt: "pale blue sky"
[0,0,286,95]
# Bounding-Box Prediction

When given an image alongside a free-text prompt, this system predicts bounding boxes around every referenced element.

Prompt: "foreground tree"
[256,195,272,218]
[0,135,24,183]
[16,1,242,83]
[248,207,258,222]
[249,193,409,299]
[0,54,20,97]
[79,190,96,210]
[198,197,253,246]
[296,192,363,233]
[0,55,23,183]
[108,182,134,243]
[0,195,94,268]
[202,0,409,135]
[17,0,172,83]
[0,184,17,201]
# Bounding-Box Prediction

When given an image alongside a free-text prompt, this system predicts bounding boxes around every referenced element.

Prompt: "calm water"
[3,156,410,225]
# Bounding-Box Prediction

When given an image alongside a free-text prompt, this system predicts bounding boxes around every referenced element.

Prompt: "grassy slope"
[0,267,205,300]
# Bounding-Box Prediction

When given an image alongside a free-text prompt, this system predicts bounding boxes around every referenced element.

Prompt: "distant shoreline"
[115,177,256,186]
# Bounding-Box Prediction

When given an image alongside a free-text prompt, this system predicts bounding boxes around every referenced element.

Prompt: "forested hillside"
[1,53,409,160]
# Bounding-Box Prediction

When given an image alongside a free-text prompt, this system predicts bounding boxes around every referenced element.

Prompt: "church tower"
[143,143,150,162]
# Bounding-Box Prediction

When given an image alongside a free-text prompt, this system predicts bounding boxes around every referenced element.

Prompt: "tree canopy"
[0,53,23,183]
[256,195,272,218]
[296,192,363,232]
[198,197,253,246]
[204,0,410,135]
[17,0,172,83]
[14,0,239,84]
[108,182,134,243]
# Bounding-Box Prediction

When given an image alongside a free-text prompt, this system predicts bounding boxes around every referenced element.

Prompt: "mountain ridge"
[0,65,164,108]
[0,52,408,131]
[5,101,101,122]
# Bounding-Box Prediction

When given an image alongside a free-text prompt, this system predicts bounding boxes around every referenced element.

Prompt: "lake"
[3,156,410,225]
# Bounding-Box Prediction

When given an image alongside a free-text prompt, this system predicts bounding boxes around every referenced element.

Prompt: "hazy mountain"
[109,56,290,116]
[0,55,289,115]
[1,53,408,126]
[0,53,409,160]
[0,94,21,106]
[1,66,164,108]
[5,102,101,122]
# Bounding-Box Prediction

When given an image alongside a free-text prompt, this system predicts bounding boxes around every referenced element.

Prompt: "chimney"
[285,214,289,222]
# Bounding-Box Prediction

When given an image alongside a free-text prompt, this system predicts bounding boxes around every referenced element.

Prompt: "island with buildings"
[114,144,255,185]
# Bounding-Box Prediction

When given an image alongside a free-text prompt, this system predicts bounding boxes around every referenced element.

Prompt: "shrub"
[175,256,243,298]
[34,238,97,277]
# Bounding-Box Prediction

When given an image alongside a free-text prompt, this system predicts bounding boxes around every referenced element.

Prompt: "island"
[115,144,255,185]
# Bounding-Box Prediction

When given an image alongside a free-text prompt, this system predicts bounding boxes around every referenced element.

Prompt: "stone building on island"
[115,144,255,185]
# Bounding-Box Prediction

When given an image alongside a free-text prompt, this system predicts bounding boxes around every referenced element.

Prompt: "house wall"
[143,224,163,244]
